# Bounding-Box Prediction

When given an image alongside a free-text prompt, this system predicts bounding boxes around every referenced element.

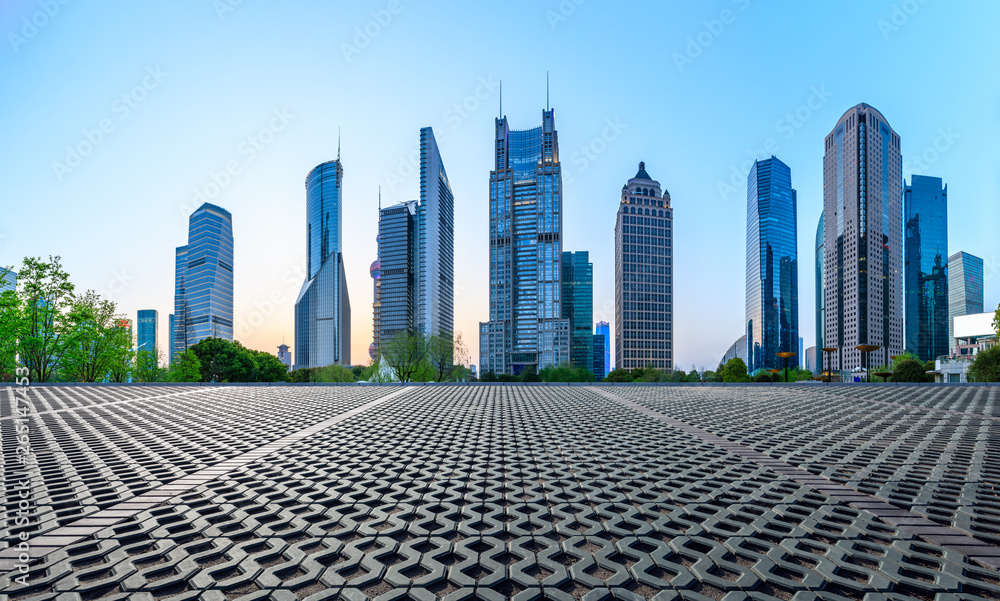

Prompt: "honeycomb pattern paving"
[1,384,999,600]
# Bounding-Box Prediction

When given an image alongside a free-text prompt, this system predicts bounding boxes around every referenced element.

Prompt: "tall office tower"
[904,175,949,361]
[823,103,903,370]
[378,200,419,344]
[369,233,381,361]
[417,127,455,340]
[592,334,606,379]
[804,346,817,373]
[479,109,569,375]
[168,314,175,364]
[948,251,984,353]
[294,160,351,369]
[562,251,594,374]
[277,344,292,368]
[1,269,15,292]
[136,310,158,356]
[745,156,798,373]
[173,203,234,359]
[614,162,673,372]
[815,212,825,354]
[595,320,610,375]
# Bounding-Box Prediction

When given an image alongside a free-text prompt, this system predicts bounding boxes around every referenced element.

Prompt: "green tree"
[427,330,466,382]
[0,276,23,381]
[18,256,77,382]
[135,348,166,383]
[313,364,355,383]
[381,331,431,382]
[890,358,931,383]
[686,370,702,383]
[249,349,290,382]
[721,358,750,383]
[969,346,1000,382]
[61,291,132,382]
[994,302,1000,337]
[171,350,202,382]
[603,368,633,382]
[539,363,595,382]
[188,337,256,382]
[480,371,498,382]
[701,370,721,383]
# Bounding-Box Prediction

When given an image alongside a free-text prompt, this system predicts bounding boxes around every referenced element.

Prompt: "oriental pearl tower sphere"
[370,233,381,360]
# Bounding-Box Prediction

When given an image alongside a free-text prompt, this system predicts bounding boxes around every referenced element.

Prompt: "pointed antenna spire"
[378,186,381,211]
[546,71,549,110]
[337,127,341,161]
[499,79,502,118]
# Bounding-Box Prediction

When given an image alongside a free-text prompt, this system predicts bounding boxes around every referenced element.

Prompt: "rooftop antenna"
[378,186,381,211]
[337,127,341,161]
[499,79,502,117]
[546,71,549,110]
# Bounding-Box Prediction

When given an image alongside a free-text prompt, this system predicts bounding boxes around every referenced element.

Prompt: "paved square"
[2,384,999,600]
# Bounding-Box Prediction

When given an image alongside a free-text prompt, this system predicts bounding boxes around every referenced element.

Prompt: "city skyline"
[3,2,998,370]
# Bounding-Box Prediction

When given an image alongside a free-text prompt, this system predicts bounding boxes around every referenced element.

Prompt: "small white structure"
[929,312,997,383]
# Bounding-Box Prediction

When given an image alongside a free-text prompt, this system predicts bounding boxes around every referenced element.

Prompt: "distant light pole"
[821,347,838,383]
[776,351,797,383]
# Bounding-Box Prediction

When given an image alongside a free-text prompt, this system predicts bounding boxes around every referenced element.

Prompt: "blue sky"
[2,0,998,370]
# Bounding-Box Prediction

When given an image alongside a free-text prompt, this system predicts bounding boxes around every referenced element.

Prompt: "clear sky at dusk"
[2,0,998,370]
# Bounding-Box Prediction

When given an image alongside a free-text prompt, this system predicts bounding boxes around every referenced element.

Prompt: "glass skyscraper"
[136,309,158,356]
[479,109,569,375]
[595,321,610,376]
[615,162,673,372]
[904,175,949,361]
[561,251,594,374]
[745,156,798,373]
[417,127,454,340]
[294,160,351,369]
[168,314,174,364]
[948,251,984,354]
[822,103,903,371]
[378,200,419,343]
[173,203,234,359]
[815,212,825,354]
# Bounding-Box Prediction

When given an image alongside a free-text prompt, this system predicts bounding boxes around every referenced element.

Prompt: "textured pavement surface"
[1,384,999,600]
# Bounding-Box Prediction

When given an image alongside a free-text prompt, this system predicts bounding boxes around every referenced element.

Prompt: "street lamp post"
[776,351,797,383]
[855,345,880,383]
[821,347,838,383]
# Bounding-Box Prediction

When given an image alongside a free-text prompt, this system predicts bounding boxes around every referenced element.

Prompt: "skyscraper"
[615,162,673,372]
[745,156,798,373]
[904,175,949,361]
[823,103,903,371]
[948,251,984,354]
[168,314,175,364]
[294,160,351,369]
[592,334,606,379]
[479,108,569,375]
[417,127,454,340]
[173,203,234,359]
[562,251,594,374]
[595,321,610,376]
[815,212,825,354]
[277,344,292,368]
[378,200,419,344]
[137,309,158,356]
[370,231,381,361]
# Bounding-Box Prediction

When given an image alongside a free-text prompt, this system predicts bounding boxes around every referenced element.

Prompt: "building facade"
[595,321,610,376]
[615,162,673,372]
[168,314,175,364]
[721,335,748,368]
[1,269,15,292]
[904,175,949,361]
[479,109,569,375]
[370,233,381,361]
[804,346,817,373]
[378,200,419,344]
[417,127,455,340]
[822,103,903,370]
[137,309,158,356]
[745,156,798,373]
[592,334,606,379]
[562,251,594,374]
[277,344,292,368]
[173,203,234,359]
[947,251,984,355]
[815,212,824,354]
[294,160,351,369]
